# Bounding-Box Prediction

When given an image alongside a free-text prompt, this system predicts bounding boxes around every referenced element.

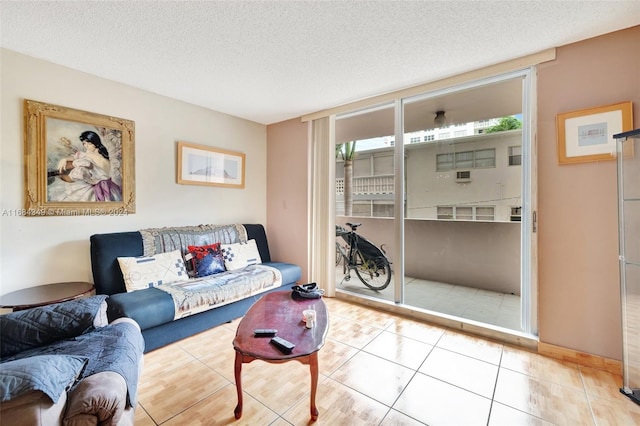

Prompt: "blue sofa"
[90,223,302,352]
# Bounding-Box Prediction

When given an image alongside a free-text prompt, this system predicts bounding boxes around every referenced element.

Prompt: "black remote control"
[254,329,277,337]
[270,336,295,354]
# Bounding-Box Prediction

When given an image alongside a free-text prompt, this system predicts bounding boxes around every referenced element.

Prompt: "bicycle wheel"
[335,243,343,266]
[354,251,391,291]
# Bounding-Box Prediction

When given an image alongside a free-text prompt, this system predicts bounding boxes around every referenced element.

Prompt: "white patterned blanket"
[156,265,282,319]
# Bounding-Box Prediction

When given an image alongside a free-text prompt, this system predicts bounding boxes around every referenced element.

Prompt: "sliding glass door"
[401,74,530,332]
[335,69,537,336]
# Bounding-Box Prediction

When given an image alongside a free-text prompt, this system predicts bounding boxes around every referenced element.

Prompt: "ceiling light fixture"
[434,110,447,127]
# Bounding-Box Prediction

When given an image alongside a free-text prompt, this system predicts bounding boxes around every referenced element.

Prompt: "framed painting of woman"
[24,100,135,216]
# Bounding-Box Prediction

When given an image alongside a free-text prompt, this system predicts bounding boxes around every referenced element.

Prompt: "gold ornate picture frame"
[557,101,633,165]
[24,99,135,216]
[177,141,245,188]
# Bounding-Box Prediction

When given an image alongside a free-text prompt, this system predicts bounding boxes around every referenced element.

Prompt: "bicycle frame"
[336,230,360,274]
[335,223,392,291]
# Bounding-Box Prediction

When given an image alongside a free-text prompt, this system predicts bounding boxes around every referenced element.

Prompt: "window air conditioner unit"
[456,171,471,182]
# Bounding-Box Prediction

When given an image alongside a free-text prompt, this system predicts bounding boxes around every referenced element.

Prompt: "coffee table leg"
[234,351,243,419]
[310,353,319,421]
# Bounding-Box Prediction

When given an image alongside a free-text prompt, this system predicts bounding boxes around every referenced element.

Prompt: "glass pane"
[437,153,453,171]
[622,263,640,389]
[476,206,495,221]
[475,149,496,168]
[623,201,640,263]
[402,76,524,333]
[622,138,640,200]
[509,146,522,166]
[456,207,473,220]
[437,206,453,219]
[335,102,395,304]
[455,151,474,169]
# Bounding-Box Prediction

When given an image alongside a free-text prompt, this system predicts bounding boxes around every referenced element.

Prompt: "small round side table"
[0,281,95,312]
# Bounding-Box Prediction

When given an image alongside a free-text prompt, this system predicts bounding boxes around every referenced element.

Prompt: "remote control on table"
[270,336,295,354]
[254,329,277,337]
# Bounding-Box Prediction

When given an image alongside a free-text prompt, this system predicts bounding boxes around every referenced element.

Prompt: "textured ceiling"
[1,1,639,125]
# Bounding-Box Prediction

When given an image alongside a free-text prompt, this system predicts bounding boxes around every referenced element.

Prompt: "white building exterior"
[336,121,522,222]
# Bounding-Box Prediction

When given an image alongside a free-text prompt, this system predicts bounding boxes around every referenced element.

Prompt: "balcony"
[336,175,394,195]
[335,215,522,332]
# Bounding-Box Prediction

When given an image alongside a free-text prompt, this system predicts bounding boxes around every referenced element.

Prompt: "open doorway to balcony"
[335,70,536,336]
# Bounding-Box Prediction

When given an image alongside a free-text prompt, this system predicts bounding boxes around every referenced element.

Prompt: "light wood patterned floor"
[134,297,640,425]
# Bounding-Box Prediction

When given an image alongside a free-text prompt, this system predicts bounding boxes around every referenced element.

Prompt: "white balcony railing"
[336,175,394,195]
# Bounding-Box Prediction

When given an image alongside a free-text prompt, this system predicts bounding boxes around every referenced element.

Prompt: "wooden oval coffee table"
[232,290,328,421]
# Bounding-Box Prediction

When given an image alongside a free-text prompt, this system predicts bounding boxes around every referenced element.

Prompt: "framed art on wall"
[177,141,245,188]
[556,101,633,165]
[24,99,136,216]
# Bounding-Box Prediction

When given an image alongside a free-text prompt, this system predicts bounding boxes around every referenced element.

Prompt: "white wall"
[0,49,267,295]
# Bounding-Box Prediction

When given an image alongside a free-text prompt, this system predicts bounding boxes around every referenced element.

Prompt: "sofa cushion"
[186,243,226,278]
[107,288,175,330]
[221,239,262,271]
[0,355,88,403]
[263,262,302,286]
[0,295,108,359]
[117,250,189,292]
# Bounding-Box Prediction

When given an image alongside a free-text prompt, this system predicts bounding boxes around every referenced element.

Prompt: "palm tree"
[336,141,356,216]
[485,116,522,133]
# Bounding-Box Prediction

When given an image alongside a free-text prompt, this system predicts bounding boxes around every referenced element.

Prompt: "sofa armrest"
[109,317,141,331]
[63,372,131,426]
[0,389,67,425]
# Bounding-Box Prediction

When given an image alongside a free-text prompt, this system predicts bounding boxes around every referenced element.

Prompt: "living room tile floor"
[134,297,640,425]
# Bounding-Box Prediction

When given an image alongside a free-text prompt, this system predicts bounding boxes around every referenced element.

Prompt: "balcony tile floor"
[134,296,639,425]
[336,270,522,331]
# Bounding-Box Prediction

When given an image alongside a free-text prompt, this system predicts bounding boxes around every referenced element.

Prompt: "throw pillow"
[186,243,226,278]
[220,239,262,271]
[117,250,188,292]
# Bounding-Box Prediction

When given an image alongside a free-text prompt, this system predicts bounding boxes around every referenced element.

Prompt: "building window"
[436,148,496,171]
[476,207,495,221]
[437,206,495,221]
[410,136,420,143]
[437,206,453,220]
[509,146,522,166]
[438,132,450,139]
[424,134,435,142]
[510,206,522,222]
[454,130,467,137]
[436,153,454,171]
[456,207,473,220]
[474,148,496,168]
[455,151,474,169]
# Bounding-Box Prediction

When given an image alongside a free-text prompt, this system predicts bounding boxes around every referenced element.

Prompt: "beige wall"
[266,118,309,281]
[537,26,640,359]
[267,26,640,360]
[0,49,268,295]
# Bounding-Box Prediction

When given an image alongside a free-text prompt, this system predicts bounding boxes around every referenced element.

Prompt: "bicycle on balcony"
[335,222,392,291]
